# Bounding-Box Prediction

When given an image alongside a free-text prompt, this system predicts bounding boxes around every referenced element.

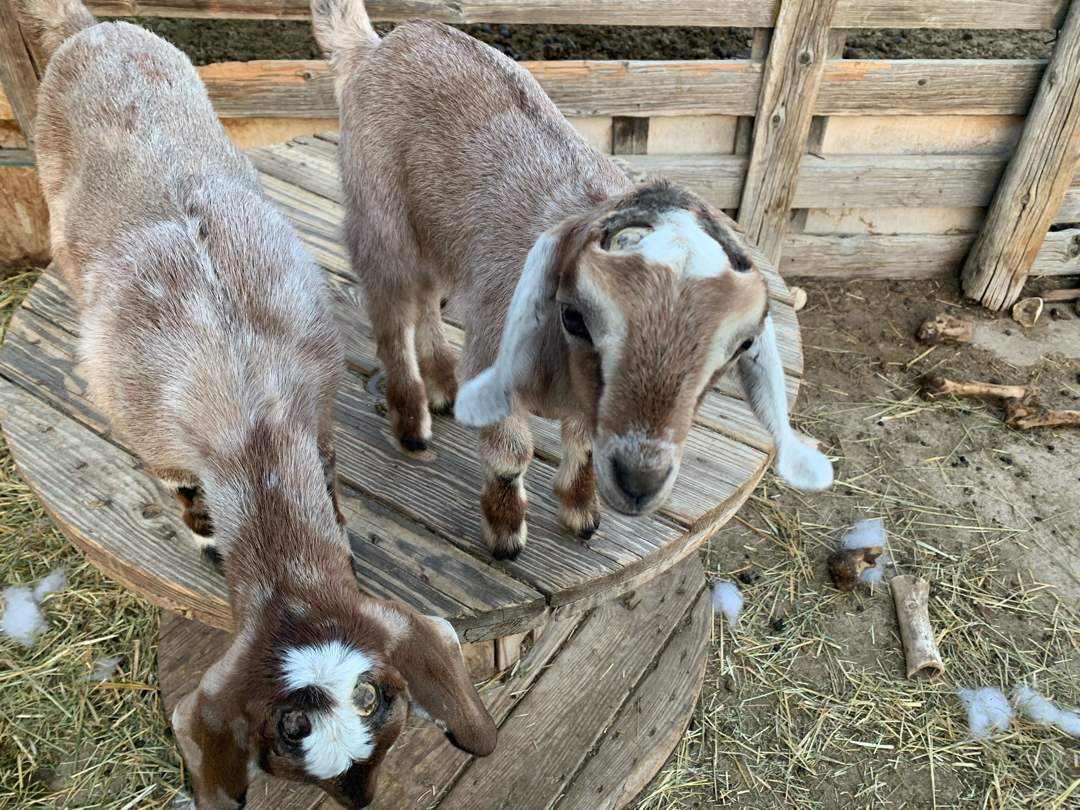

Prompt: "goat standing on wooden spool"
[16,0,497,807]
[312,0,834,562]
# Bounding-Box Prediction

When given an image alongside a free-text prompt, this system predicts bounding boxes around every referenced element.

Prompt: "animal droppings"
[957,687,1012,739]
[1012,685,1080,738]
[710,581,743,630]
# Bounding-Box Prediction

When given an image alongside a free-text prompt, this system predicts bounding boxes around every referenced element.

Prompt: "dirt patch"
[639,278,1080,809]
[119,17,1056,65]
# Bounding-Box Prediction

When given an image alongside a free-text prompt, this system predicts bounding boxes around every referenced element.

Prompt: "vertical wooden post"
[612,116,648,155]
[0,0,43,153]
[962,0,1080,310]
[737,0,839,265]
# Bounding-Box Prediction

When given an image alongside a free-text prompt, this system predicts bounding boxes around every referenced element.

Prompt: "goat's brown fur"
[21,1,496,806]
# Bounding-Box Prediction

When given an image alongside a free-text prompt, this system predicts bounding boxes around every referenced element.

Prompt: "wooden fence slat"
[82,0,1069,28]
[737,0,839,264]
[0,0,41,152]
[962,0,1080,309]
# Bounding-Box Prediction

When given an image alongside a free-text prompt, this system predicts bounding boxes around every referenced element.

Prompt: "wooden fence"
[2,0,1080,308]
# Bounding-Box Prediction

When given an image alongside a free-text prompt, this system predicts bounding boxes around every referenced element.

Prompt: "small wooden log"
[915,314,973,345]
[891,575,945,680]
[737,0,839,264]
[1011,296,1044,328]
[827,546,882,592]
[1040,287,1080,303]
[961,0,1080,310]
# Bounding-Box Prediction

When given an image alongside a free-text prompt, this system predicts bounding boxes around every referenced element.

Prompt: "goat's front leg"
[553,416,601,539]
[153,467,220,569]
[479,412,533,561]
[317,431,346,528]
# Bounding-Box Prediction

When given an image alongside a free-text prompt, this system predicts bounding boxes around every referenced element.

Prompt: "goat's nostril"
[612,458,673,506]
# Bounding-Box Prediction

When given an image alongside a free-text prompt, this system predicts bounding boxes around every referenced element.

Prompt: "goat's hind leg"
[479,412,533,561]
[153,467,221,570]
[370,297,432,452]
[416,290,457,416]
[553,416,601,539]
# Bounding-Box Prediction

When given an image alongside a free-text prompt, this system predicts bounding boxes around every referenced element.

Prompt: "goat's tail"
[16,0,95,63]
[310,0,380,72]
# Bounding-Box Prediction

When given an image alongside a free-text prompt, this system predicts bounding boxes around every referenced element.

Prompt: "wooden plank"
[817,59,1045,117]
[84,0,1069,28]
[612,117,648,155]
[0,0,40,151]
[1031,227,1080,275]
[962,0,1080,310]
[555,587,710,810]
[0,377,234,628]
[87,0,783,25]
[437,555,706,810]
[782,232,975,279]
[737,0,839,264]
[0,147,34,166]
[201,60,338,118]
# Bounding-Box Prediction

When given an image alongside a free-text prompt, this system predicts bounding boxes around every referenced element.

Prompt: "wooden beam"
[0,0,42,152]
[737,0,839,263]
[962,0,1080,310]
[611,117,648,155]
[82,0,1069,28]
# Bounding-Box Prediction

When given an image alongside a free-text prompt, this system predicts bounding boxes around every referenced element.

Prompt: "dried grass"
[0,268,184,810]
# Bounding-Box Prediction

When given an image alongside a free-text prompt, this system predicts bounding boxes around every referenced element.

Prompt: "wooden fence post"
[0,0,43,153]
[962,0,1080,310]
[737,0,838,265]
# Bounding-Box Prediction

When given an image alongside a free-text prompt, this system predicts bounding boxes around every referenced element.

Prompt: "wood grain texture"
[0,0,40,151]
[82,0,1069,28]
[781,232,975,279]
[737,0,839,264]
[962,0,1080,309]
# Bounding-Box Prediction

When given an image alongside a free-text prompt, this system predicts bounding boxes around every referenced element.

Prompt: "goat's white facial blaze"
[617,210,731,278]
[282,642,375,779]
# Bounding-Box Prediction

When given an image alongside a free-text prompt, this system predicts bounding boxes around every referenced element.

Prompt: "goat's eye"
[353,681,379,717]
[561,307,593,345]
[739,339,754,353]
[280,710,312,743]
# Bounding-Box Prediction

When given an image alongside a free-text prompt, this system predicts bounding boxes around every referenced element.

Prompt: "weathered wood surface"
[738,0,839,264]
[962,0,1080,309]
[0,135,798,641]
[0,0,41,151]
[83,0,1070,28]
[157,555,709,810]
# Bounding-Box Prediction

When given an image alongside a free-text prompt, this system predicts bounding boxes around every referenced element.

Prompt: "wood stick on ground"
[915,314,973,345]
[1040,288,1080,303]
[891,575,945,680]
[918,374,1080,429]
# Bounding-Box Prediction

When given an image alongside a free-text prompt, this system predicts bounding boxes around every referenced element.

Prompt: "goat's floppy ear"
[390,613,498,756]
[455,229,564,427]
[171,650,253,810]
[738,314,834,491]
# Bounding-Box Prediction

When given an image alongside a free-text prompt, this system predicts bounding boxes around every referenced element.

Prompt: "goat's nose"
[612,457,673,509]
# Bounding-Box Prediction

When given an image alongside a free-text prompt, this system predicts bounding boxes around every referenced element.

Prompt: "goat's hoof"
[483,520,526,561]
[558,504,601,540]
[430,399,455,418]
[201,545,225,573]
[398,433,428,453]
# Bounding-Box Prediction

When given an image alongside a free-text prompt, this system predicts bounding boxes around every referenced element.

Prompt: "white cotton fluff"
[86,655,123,683]
[840,518,889,585]
[1,568,67,647]
[1012,685,1080,738]
[711,581,743,630]
[957,687,1012,739]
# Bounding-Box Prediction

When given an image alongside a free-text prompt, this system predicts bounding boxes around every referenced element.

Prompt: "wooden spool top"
[0,133,804,642]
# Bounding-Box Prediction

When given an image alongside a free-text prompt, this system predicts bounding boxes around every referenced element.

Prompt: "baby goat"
[313,0,834,561]
[20,1,496,807]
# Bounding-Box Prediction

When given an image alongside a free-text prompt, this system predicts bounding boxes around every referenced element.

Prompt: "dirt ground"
[638,278,1080,809]
[120,18,1057,64]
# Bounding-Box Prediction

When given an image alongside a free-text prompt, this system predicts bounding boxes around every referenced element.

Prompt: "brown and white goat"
[19,1,497,807]
[312,0,834,561]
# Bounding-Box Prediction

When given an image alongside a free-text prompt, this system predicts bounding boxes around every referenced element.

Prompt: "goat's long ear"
[390,613,498,756]
[171,646,253,809]
[738,313,833,491]
[454,229,564,427]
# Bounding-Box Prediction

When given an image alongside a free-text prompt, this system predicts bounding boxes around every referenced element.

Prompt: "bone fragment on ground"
[891,575,945,679]
[710,581,743,630]
[833,517,890,587]
[957,687,1012,738]
[918,375,1080,429]
[918,374,1030,402]
[828,547,883,591]
[915,313,973,345]
[790,286,807,311]
[1011,296,1043,328]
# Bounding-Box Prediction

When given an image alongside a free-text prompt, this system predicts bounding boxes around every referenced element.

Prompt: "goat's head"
[171,594,496,809]
[456,180,769,516]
